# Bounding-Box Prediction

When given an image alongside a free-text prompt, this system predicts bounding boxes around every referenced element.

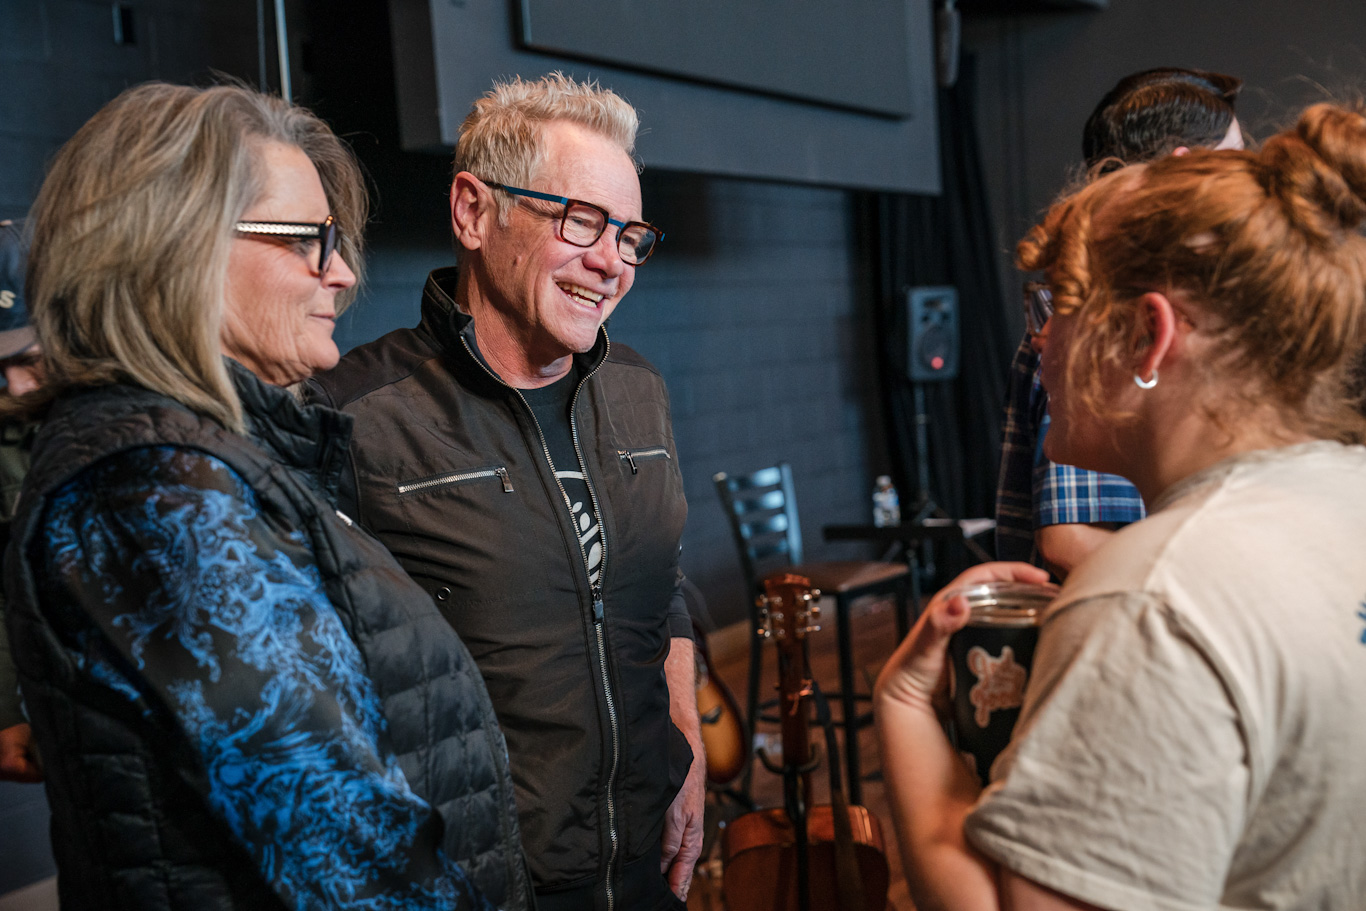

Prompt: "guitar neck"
[777,640,813,771]
[761,572,821,803]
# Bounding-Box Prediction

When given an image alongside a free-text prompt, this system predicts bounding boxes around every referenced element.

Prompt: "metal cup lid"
[944,580,1058,627]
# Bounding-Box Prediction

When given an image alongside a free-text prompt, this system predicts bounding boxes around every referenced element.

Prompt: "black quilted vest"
[3,367,531,910]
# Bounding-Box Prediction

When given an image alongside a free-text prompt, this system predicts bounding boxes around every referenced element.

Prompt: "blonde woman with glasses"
[5,83,530,911]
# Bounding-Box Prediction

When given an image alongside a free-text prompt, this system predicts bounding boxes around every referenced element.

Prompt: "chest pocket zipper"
[396,466,513,495]
[617,447,670,475]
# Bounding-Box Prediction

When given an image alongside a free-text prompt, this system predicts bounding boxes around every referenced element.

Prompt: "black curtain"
[853,55,1015,551]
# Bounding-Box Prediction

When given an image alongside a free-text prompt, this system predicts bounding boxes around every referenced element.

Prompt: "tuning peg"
[755,601,773,639]
[803,622,822,635]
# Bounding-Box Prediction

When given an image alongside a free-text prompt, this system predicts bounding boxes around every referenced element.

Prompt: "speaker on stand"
[903,286,961,586]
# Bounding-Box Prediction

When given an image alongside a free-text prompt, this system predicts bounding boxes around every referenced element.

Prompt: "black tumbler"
[947,581,1056,784]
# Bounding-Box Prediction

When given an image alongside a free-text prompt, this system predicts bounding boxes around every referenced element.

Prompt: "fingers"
[666,814,703,899]
[0,724,43,784]
[660,809,682,871]
[939,561,1053,593]
[661,769,704,899]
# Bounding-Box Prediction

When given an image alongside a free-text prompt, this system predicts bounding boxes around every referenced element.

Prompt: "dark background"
[2,0,1363,901]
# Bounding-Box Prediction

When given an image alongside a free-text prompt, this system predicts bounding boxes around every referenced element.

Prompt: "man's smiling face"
[479,119,641,366]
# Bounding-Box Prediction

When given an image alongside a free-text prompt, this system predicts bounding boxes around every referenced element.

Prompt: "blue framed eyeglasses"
[484,183,663,265]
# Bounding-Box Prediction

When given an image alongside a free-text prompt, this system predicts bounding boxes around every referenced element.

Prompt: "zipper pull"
[592,582,605,623]
[618,449,638,474]
[496,467,514,492]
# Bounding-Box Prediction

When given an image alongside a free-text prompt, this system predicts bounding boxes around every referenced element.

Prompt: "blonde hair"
[454,72,639,223]
[25,82,367,431]
[1018,101,1366,443]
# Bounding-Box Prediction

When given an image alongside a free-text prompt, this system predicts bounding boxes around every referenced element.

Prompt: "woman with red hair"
[877,101,1366,911]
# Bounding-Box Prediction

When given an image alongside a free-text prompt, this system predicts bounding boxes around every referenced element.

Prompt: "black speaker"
[906,285,959,381]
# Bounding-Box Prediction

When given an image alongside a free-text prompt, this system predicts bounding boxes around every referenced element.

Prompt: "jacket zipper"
[396,466,513,496]
[617,447,670,475]
[461,334,622,910]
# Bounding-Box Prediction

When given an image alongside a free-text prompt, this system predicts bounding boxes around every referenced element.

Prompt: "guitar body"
[722,806,890,911]
[693,620,749,786]
[720,572,891,911]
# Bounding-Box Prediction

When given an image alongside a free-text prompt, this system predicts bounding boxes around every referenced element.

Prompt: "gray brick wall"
[0,0,258,220]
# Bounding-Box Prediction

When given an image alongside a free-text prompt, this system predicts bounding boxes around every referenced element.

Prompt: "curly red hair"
[1019,101,1366,443]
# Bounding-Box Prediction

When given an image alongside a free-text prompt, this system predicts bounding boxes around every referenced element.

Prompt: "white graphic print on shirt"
[556,469,602,585]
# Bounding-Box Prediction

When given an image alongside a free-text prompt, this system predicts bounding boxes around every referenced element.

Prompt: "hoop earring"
[1133,370,1158,390]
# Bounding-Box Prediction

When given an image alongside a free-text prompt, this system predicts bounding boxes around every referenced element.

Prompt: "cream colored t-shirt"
[965,441,1366,911]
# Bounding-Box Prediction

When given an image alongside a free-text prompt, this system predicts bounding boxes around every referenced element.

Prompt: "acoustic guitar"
[692,619,750,786]
[721,572,890,911]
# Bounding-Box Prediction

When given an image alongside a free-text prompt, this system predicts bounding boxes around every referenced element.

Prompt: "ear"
[451,171,491,253]
[1171,146,1192,157]
[1134,291,1179,381]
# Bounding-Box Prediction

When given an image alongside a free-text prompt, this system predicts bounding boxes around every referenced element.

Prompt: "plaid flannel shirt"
[994,335,1145,565]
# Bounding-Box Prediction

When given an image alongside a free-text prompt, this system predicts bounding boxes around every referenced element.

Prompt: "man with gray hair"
[308,73,702,910]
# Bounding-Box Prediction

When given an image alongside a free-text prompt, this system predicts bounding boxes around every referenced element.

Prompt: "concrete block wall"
[0,0,257,220]
[621,173,886,627]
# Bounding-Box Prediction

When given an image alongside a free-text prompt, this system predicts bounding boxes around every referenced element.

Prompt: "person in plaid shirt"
[995,66,1242,577]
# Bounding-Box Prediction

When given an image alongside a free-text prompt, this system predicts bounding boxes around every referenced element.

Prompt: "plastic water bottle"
[872,475,901,527]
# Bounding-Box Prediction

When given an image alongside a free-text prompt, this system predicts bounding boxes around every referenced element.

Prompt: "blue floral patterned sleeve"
[38,445,492,911]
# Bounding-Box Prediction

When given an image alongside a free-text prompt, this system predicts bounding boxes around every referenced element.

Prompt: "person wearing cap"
[0,216,42,783]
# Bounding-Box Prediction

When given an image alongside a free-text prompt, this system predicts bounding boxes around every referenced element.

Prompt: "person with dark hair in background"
[307,72,703,911]
[995,67,1244,578]
[5,83,530,910]
[1083,67,1244,171]
[879,98,1366,911]
[0,217,43,784]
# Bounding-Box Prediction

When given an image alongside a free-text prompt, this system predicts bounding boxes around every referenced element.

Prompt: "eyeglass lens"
[560,202,658,265]
[1023,284,1054,335]
[318,217,339,274]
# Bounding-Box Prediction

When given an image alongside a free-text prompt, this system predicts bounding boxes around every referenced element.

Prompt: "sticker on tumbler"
[966,645,1028,727]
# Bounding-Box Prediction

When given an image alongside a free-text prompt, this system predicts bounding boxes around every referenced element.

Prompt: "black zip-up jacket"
[5,365,530,910]
[307,268,692,911]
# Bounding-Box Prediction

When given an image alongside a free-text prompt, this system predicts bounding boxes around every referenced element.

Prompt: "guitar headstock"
[756,571,822,648]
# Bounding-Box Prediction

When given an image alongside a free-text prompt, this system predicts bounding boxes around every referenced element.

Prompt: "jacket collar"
[229,358,353,494]
[419,267,610,386]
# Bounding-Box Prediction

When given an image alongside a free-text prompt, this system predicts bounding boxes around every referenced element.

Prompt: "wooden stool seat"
[796,560,910,593]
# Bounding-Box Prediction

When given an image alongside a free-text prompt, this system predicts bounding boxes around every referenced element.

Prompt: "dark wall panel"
[388,0,941,193]
[962,0,1366,339]
[519,0,914,116]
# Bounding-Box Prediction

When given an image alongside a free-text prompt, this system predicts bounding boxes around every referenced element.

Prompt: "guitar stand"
[758,744,821,778]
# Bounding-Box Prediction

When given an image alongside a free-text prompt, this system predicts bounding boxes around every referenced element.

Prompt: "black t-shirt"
[520,369,604,588]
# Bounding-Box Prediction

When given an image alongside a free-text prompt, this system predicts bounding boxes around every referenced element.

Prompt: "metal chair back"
[712,462,805,594]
